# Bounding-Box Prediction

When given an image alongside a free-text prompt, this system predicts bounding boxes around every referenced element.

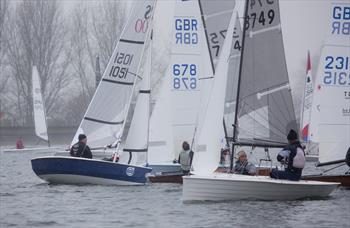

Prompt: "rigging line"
[239,99,288,138]
[237,110,271,138]
[268,93,292,130]
[279,88,296,124]
[270,89,295,129]
[128,71,143,80]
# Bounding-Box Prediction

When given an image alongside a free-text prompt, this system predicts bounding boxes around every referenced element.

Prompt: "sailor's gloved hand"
[173,159,178,164]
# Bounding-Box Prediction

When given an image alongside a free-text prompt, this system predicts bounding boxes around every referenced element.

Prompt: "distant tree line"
[0,0,127,127]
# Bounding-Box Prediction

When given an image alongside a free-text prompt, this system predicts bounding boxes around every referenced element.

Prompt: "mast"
[231,0,249,171]
[146,30,153,165]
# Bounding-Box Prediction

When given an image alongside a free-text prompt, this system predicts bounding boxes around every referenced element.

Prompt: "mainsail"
[234,0,297,146]
[32,66,49,143]
[71,1,155,148]
[170,0,212,156]
[300,51,313,142]
[309,2,350,164]
[192,11,237,174]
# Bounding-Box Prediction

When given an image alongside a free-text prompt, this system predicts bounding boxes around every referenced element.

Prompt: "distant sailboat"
[32,66,49,146]
[31,0,156,185]
[3,66,58,153]
[302,1,350,186]
[300,51,318,162]
[300,51,313,144]
[183,0,338,201]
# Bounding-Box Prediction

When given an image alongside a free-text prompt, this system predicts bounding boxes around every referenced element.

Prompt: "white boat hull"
[183,173,339,202]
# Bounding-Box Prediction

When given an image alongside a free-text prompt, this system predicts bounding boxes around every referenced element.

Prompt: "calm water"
[1,150,349,228]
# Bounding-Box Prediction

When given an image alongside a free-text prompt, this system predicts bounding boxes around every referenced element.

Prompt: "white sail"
[123,38,152,165]
[192,12,237,175]
[170,0,213,157]
[32,66,49,142]
[199,1,241,139]
[300,51,313,142]
[71,1,155,148]
[148,66,176,163]
[309,2,350,163]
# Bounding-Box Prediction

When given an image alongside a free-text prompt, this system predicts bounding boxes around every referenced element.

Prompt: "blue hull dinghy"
[31,156,152,185]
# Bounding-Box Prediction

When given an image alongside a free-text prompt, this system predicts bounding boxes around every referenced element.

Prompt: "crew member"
[177,141,194,174]
[270,129,305,181]
[70,134,93,159]
[234,150,256,175]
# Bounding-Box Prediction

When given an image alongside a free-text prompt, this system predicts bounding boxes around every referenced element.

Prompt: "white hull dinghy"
[183,0,340,201]
[183,173,338,202]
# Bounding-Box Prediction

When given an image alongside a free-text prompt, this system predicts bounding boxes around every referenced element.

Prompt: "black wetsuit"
[70,141,92,159]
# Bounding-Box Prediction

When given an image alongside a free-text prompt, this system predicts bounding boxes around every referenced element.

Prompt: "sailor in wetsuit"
[70,134,93,159]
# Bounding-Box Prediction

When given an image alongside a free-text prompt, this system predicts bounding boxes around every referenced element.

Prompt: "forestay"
[71,1,155,148]
[192,12,237,174]
[32,66,49,142]
[199,0,242,139]
[235,0,297,146]
[309,2,350,163]
[170,0,212,156]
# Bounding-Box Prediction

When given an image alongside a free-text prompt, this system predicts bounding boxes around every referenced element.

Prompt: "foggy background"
[0,0,339,129]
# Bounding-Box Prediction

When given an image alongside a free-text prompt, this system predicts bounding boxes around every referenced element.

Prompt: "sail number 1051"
[109,52,134,79]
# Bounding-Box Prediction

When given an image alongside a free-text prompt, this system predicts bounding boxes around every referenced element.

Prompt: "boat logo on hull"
[126,167,135,176]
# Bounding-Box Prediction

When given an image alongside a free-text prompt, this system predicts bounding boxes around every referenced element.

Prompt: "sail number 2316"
[324,56,350,85]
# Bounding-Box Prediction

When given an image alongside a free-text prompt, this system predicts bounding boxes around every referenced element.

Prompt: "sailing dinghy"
[31,1,155,185]
[299,52,319,162]
[302,2,350,187]
[148,0,220,183]
[183,0,339,202]
[3,66,61,153]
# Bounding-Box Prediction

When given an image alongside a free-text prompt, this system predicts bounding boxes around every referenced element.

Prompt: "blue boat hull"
[31,156,152,185]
